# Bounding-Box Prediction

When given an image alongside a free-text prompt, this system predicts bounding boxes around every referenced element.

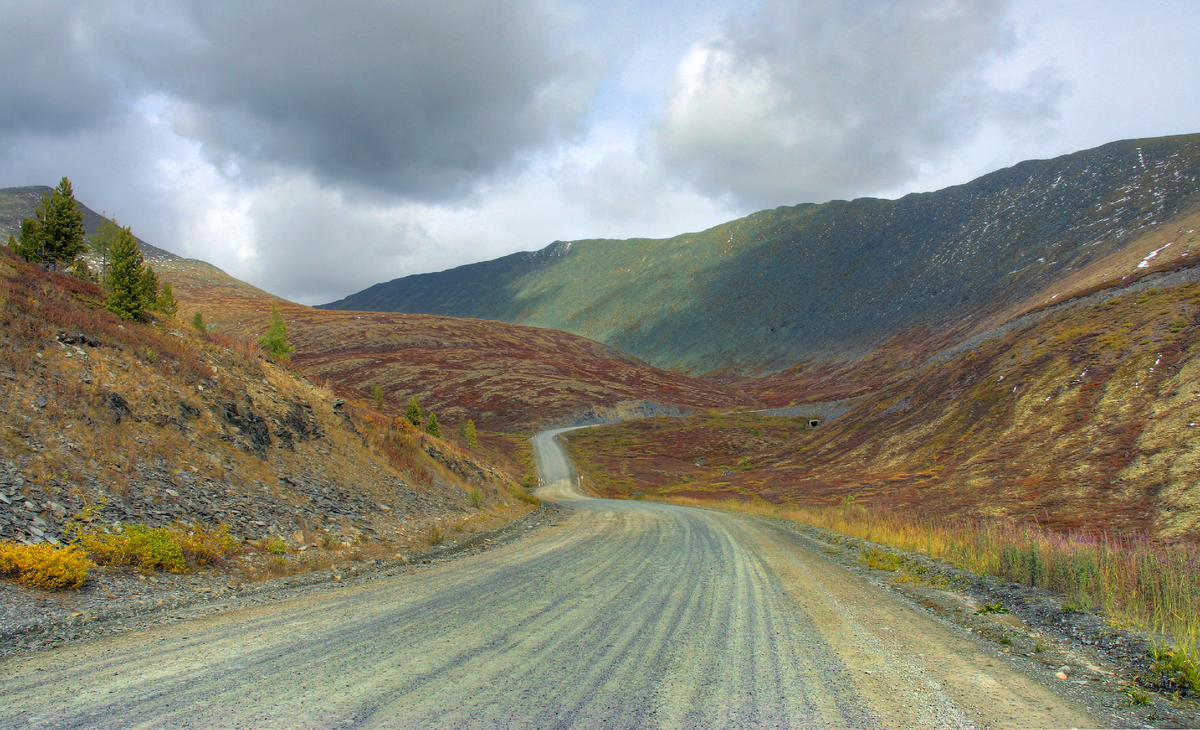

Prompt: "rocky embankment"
[0,456,457,549]
[0,249,521,553]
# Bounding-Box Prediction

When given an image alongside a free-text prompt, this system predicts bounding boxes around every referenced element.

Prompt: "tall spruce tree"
[15,177,85,268]
[406,397,422,426]
[106,224,149,320]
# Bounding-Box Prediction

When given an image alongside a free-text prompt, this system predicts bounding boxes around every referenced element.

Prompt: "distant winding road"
[0,428,1094,728]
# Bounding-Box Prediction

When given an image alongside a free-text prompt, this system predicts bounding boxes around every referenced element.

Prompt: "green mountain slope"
[322,134,1200,373]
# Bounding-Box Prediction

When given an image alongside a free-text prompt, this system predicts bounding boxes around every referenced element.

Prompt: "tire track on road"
[0,430,1098,728]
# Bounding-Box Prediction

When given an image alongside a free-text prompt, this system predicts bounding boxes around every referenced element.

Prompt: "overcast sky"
[2,0,1197,304]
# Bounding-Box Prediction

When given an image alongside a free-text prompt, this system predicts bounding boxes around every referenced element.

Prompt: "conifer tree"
[258,305,295,361]
[105,224,148,320]
[156,282,179,317]
[406,397,422,426]
[88,217,121,282]
[15,177,85,268]
[191,311,206,332]
[425,412,441,438]
[372,384,384,409]
[465,419,477,449]
[139,265,160,313]
[14,217,41,262]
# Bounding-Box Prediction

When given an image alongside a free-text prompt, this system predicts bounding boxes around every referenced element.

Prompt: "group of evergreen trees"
[10,180,484,444]
[7,177,176,321]
[404,396,476,446]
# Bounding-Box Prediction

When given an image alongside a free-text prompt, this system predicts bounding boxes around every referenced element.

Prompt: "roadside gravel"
[1,490,1091,729]
[0,504,560,659]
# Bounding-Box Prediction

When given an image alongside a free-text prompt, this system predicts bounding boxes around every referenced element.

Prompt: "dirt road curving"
[0,430,1096,728]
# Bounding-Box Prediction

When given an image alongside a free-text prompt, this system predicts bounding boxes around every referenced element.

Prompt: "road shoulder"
[744,513,1200,729]
[0,503,563,659]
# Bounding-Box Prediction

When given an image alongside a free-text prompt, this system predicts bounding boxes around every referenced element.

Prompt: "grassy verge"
[665,495,1200,694]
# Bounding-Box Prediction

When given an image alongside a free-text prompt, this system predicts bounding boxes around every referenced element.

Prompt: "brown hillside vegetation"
[157,258,757,432]
[0,246,530,560]
[564,267,1200,541]
[737,209,1200,408]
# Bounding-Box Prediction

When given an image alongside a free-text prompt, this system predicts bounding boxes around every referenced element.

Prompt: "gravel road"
[0,429,1096,728]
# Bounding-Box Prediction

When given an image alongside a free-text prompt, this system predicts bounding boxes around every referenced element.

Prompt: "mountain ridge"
[321,134,1200,374]
[0,185,185,264]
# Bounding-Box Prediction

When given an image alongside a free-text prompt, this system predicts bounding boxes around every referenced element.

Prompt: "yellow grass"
[0,542,89,589]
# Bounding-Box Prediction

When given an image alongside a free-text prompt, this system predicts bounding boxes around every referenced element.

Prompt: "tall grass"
[672,496,1200,666]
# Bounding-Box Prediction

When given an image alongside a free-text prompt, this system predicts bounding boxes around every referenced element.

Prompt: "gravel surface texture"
[2,429,1194,728]
[0,429,1098,729]
[0,504,559,659]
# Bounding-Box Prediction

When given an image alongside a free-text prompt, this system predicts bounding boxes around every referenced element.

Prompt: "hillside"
[0,246,531,560]
[563,266,1200,540]
[156,257,756,432]
[322,134,1200,375]
[0,186,754,434]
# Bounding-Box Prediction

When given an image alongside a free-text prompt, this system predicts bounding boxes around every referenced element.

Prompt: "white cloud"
[653,0,1064,208]
[0,0,1197,306]
[0,0,598,201]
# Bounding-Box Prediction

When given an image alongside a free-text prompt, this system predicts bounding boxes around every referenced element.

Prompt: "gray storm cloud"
[0,0,594,200]
[653,0,1063,208]
[0,2,122,137]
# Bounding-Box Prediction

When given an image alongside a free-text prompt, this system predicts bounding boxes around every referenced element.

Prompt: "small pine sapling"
[156,281,179,317]
[258,305,295,361]
[425,412,441,438]
[406,397,422,426]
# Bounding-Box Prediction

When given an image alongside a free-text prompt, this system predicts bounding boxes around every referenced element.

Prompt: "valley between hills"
[2,133,1200,727]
